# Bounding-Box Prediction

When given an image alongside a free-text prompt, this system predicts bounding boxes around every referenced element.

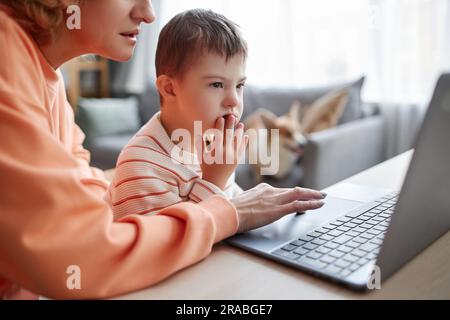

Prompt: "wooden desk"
[115,150,450,299]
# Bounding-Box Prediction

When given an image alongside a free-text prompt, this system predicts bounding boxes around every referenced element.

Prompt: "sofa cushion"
[300,89,349,134]
[76,97,141,139]
[89,133,134,169]
[243,76,365,125]
[138,81,161,125]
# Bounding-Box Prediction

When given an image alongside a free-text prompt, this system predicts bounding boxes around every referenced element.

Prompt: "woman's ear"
[156,75,177,102]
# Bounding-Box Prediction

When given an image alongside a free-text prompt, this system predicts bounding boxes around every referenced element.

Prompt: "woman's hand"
[230,183,327,233]
[196,114,248,190]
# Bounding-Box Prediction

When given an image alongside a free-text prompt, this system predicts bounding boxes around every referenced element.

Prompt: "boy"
[108,9,248,219]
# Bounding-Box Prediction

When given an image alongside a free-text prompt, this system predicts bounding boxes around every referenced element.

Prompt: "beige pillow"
[300,90,349,134]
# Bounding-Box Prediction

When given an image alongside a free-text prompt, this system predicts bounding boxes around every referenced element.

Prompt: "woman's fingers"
[275,187,326,201]
[275,199,325,217]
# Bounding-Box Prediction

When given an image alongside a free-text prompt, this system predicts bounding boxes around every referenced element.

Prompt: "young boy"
[108,9,249,219]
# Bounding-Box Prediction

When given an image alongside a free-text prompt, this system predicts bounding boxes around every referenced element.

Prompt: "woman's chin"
[104,49,134,62]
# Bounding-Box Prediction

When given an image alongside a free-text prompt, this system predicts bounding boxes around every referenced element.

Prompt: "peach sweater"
[0,10,238,299]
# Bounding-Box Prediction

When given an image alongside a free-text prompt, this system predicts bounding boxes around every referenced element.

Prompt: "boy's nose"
[224,91,239,108]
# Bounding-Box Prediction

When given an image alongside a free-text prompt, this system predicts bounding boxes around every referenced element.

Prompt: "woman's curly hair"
[0,0,75,45]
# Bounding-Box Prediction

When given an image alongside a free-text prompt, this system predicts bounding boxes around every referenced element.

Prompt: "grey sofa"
[76,76,386,190]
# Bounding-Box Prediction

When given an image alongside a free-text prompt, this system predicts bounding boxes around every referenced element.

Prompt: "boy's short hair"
[155,9,248,79]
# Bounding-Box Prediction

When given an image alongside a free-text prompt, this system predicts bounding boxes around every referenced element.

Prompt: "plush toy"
[244,89,348,181]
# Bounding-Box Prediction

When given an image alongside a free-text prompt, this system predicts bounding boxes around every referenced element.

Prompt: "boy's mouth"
[221,114,240,124]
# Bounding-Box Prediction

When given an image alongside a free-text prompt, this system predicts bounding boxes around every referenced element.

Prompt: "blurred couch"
[75,76,386,190]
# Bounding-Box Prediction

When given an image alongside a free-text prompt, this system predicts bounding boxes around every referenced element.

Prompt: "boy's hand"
[195,114,248,190]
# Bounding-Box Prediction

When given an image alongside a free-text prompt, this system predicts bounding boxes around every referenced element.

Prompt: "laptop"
[227,73,450,290]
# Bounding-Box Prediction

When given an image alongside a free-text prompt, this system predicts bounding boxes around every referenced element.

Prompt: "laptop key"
[336,226,351,232]
[353,226,367,233]
[320,255,337,264]
[332,234,352,244]
[306,251,323,260]
[360,223,374,229]
[343,222,358,228]
[367,229,382,236]
[351,249,367,257]
[370,238,383,246]
[324,242,340,249]
[330,220,344,227]
[298,235,314,242]
[336,216,352,223]
[285,252,301,261]
[364,212,377,217]
[349,263,361,272]
[352,218,365,224]
[346,231,360,238]
[297,256,327,269]
[312,238,326,246]
[315,227,330,234]
[307,231,323,238]
[328,250,345,259]
[291,240,307,247]
[374,225,387,232]
[345,241,361,248]
[360,242,378,252]
[328,230,344,237]
[324,264,343,274]
[316,246,332,255]
[319,234,334,241]
[273,249,291,257]
[353,236,369,244]
[365,219,378,226]
[302,243,319,251]
[337,245,353,253]
[334,259,351,269]
[322,224,337,230]
[367,252,378,260]
[357,257,371,266]
[341,269,352,277]
[343,254,359,263]
[359,232,375,239]
[293,247,309,255]
[281,244,297,251]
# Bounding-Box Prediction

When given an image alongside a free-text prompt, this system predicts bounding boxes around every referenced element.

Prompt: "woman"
[0,0,326,299]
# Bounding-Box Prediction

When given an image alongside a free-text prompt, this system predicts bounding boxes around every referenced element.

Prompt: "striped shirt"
[108,112,243,220]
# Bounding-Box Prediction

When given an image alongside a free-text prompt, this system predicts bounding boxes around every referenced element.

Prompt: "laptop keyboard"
[272,192,398,278]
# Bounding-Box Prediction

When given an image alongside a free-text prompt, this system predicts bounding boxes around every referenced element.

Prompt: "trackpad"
[228,196,363,252]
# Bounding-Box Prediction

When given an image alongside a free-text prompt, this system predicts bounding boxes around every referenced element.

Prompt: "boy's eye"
[237,83,245,89]
[211,82,223,88]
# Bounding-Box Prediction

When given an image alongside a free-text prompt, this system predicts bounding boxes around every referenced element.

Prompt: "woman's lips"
[120,31,139,43]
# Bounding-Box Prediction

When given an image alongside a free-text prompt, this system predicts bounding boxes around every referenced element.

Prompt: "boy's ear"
[156,75,177,101]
